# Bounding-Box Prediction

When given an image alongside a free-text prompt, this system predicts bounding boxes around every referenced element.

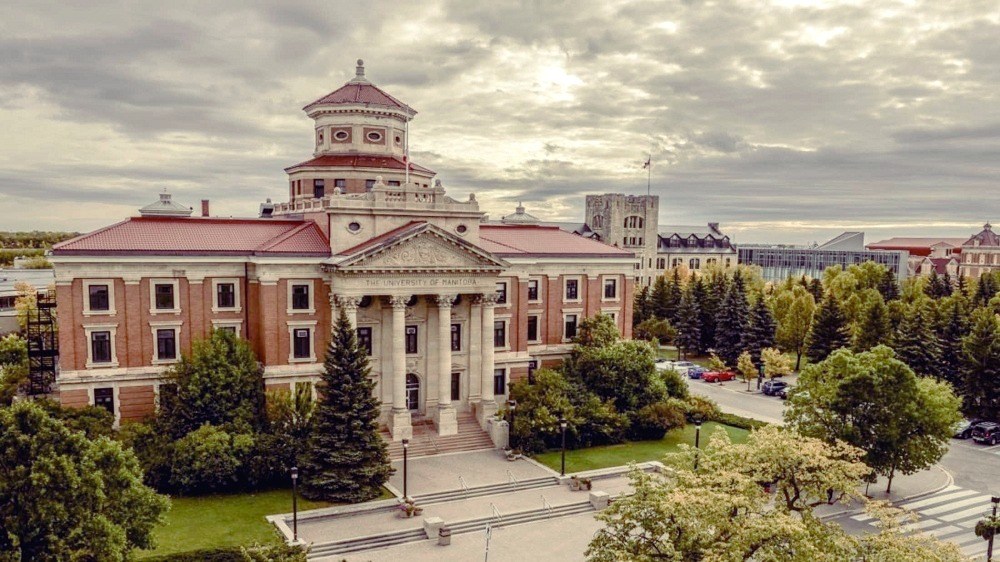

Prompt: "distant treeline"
[0,232,78,250]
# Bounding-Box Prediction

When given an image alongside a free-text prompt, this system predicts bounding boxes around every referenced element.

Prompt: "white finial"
[356,59,365,78]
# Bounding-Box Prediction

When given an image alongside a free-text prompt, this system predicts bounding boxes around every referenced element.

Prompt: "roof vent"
[259,198,275,219]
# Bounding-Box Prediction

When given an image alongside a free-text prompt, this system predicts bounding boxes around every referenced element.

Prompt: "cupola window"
[366,131,382,142]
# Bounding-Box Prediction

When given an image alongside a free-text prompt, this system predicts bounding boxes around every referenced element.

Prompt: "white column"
[477,293,499,427]
[435,294,458,435]
[387,295,412,440]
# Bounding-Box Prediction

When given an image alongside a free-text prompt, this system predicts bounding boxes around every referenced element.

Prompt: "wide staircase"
[381,412,495,461]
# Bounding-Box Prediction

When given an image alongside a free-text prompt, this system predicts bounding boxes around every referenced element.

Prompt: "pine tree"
[675,287,701,357]
[853,296,890,352]
[665,268,683,322]
[301,309,393,502]
[892,303,940,377]
[925,271,944,299]
[960,308,1000,421]
[973,272,997,307]
[937,299,968,387]
[714,282,750,367]
[808,278,824,303]
[744,294,776,363]
[651,276,669,320]
[633,285,651,326]
[692,276,716,354]
[957,275,968,297]
[806,293,850,363]
[877,268,900,302]
[941,272,953,297]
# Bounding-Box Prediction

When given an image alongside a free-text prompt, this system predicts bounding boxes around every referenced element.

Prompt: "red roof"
[926,257,957,275]
[285,154,434,175]
[868,237,967,257]
[304,81,415,114]
[479,225,635,258]
[52,217,331,257]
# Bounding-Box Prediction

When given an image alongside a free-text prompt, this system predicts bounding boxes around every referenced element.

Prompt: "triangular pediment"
[335,224,508,272]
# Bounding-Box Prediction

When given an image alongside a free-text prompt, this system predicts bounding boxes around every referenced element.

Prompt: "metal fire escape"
[26,290,58,395]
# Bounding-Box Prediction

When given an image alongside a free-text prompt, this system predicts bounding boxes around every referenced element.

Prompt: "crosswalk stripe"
[897,489,979,511]
[939,505,993,522]
[921,495,993,516]
[924,525,963,538]
[849,513,874,522]
[900,518,943,532]
[960,541,985,556]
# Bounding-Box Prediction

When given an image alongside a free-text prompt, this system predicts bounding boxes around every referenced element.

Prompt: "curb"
[819,464,954,520]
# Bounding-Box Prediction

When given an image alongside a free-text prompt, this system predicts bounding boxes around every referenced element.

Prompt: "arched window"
[593,215,603,228]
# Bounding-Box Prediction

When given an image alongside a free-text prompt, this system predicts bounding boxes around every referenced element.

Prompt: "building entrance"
[406,373,420,411]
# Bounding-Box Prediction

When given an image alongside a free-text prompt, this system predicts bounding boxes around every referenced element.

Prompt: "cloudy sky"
[1,0,997,244]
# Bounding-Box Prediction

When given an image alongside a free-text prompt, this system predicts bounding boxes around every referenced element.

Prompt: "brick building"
[50,61,635,441]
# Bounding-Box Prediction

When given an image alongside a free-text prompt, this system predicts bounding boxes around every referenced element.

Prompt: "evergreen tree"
[692,276,716,354]
[973,272,997,307]
[853,295,890,352]
[744,294,776,363]
[674,287,701,357]
[633,285,651,327]
[960,308,1000,421]
[892,303,940,377]
[664,268,683,322]
[925,271,945,299]
[806,293,850,363]
[651,276,669,320]
[937,299,968,387]
[714,282,750,367]
[808,278,824,302]
[941,272,954,297]
[301,309,393,502]
[956,274,968,297]
[877,268,900,302]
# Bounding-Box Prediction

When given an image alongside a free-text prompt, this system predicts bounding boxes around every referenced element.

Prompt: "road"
[687,376,1000,560]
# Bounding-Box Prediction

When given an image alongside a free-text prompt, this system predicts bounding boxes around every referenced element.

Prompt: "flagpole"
[405,118,410,186]
[647,154,651,196]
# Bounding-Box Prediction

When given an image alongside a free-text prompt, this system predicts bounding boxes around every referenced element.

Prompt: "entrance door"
[406,373,420,411]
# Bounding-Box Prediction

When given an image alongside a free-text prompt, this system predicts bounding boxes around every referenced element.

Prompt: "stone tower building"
[584,194,659,286]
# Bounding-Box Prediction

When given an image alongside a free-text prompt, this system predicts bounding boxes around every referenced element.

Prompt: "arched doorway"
[405,373,420,412]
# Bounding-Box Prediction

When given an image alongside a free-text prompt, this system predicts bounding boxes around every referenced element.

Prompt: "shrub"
[659,368,688,399]
[572,393,628,448]
[682,395,723,422]
[118,420,174,490]
[142,543,306,562]
[169,424,254,494]
[629,399,687,441]
[717,412,770,431]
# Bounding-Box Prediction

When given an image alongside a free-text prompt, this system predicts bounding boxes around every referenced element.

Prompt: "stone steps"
[411,476,560,506]
[307,500,595,559]
[381,413,494,461]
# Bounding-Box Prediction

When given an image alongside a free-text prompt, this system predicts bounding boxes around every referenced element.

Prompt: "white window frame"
[562,311,582,343]
[150,321,183,365]
[526,314,541,344]
[287,280,315,314]
[211,278,242,313]
[91,386,119,423]
[601,275,619,302]
[83,279,116,316]
[495,280,509,306]
[211,319,243,337]
[527,277,542,304]
[601,308,620,325]
[563,276,582,303]
[149,278,181,315]
[493,316,510,350]
[84,324,119,369]
[287,320,318,363]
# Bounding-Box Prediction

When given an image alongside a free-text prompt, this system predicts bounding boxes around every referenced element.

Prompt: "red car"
[702,371,736,383]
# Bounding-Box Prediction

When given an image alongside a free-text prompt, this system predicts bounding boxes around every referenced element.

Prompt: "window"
[527,279,539,301]
[313,179,325,198]
[451,372,461,401]
[88,284,110,312]
[216,283,236,309]
[494,320,506,348]
[154,283,175,310]
[528,360,538,382]
[405,326,418,354]
[604,278,617,299]
[565,279,579,300]
[388,180,401,186]
[366,131,382,142]
[291,283,310,311]
[156,329,177,361]
[689,258,701,270]
[333,130,349,141]
[495,282,507,304]
[527,315,539,342]
[94,388,114,416]
[218,326,237,335]
[91,331,112,363]
[493,368,507,396]
[726,258,732,267]
[357,327,373,355]
[316,129,324,144]
[348,221,362,232]
[564,314,578,340]
[365,179,376,190]
[456,224,468,234]
[451,323,461,351]
[293,329,311,359]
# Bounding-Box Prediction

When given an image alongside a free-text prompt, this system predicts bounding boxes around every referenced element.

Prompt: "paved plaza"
[385,449,556,495]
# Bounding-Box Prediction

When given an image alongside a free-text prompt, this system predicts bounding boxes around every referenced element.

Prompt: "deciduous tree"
[774,285,815,371]
[762,347,793,379]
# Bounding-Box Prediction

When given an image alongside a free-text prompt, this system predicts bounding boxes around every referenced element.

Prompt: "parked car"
[654,358,673,371]
[702,371,736,383]
[953,419,983,440]
[687,366,706,379]
[762,380,789,396]
[669,361,698,376]
[776,388,789,399]
[971,422,1000,445]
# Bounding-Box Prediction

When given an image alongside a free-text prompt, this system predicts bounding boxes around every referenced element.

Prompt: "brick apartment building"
[50,61,636,441]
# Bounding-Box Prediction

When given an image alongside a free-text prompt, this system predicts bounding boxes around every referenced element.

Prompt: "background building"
[656,223,737,276]
[739,231,908,283]
[867,236,965,277]
[961,222,1000,279]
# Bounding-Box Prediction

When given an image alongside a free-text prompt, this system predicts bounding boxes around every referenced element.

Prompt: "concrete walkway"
[386,449,554,495]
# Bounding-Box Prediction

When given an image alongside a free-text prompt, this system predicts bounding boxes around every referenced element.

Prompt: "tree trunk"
[795,350,802,371]
[886,467,895,495]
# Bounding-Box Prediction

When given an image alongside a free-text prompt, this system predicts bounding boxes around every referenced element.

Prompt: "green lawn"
[135,488,344,558]
[534,422,749,473]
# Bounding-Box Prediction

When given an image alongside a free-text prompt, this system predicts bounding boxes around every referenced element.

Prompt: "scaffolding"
[26,290,58,395]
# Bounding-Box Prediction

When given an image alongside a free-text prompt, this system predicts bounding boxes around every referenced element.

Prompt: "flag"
[643,156,651,169]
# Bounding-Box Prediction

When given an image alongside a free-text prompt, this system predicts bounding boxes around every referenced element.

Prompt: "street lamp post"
[290,466,299,543]
[559,417,568,477]
[402,439,409,500]
[507,399,517,450]
[694,419,702,470]
[989,496,999,562]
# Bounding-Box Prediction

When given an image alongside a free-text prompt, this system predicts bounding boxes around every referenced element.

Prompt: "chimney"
[201,200,210,217]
